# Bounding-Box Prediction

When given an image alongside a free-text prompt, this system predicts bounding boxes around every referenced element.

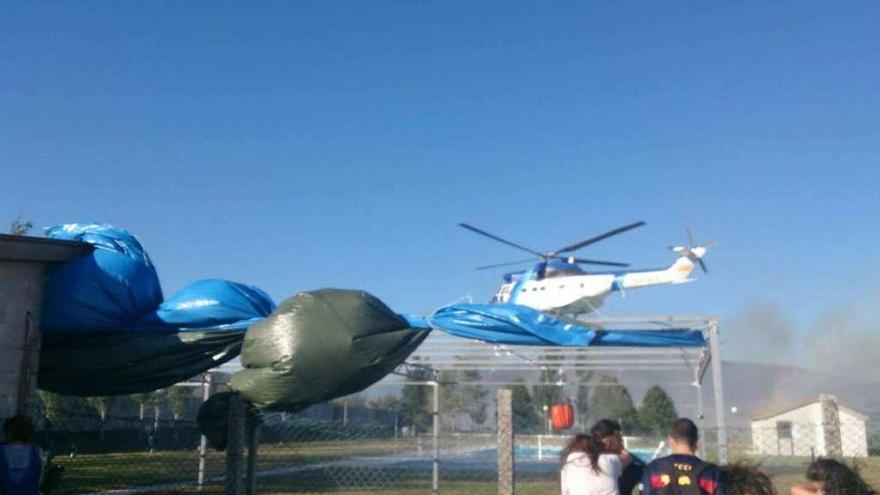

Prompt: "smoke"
[724,302,796,366]
[725,301,880,382]
[805,308,880,382]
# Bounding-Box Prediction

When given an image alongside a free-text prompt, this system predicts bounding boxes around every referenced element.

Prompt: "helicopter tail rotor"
[669,229,716,274]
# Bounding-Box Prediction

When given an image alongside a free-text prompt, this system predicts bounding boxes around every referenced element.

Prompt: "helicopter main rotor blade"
[459,223,544,257]
[555,221,646,254]
[475,258,537,270]
[553,256,630,267]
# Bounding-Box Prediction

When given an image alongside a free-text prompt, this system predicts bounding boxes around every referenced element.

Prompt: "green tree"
[369,394,402,412]
[532,356,564,419]
[85,396,114,442]
[9,213,33,236]
[130,392,154,420]
[588,375,639,432]
[439,370,467,431]
[461,370,488,428]
[37,390,66,427]
[167,387,187,421]
[400,367,432,433]
[438,370,489,431]
[510,378,542,433]
[638,385,679,435]
[575,370,594,429]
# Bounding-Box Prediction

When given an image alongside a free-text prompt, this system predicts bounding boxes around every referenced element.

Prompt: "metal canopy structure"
[405,314,728,463]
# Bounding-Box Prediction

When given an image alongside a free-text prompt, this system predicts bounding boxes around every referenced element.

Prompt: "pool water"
[515,446,655,461]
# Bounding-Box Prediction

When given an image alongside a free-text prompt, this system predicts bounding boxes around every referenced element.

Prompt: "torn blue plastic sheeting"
[42,223,164,334]
[42,223,275,337]
[428,303,706,347]
[136,279,275,333]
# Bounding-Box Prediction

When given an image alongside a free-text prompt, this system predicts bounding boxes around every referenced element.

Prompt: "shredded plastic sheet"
[42,224,164,334]
[231,289,431,411]
[39,330,244,396]
[38,223,275,395]
[428,303,707,347]
[37,222,705,403]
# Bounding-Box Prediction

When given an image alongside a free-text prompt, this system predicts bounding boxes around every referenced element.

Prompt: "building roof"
[751,396,869,422]
[0,233,92,263]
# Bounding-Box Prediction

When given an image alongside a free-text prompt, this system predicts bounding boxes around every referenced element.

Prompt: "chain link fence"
[24,382,880,494]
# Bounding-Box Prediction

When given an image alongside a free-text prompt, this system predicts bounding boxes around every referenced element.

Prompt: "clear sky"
[2,2,879,358]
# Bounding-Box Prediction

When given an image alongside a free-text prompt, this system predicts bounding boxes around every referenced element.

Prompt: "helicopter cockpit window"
[544,265,586,278]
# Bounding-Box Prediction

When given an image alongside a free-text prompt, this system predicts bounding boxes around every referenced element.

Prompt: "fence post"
[198,373,213,491]
[245,420,260,495]
[225,393,246,495]
[497,389,514,495]
[432,380,439,495]
[820,394,843,457]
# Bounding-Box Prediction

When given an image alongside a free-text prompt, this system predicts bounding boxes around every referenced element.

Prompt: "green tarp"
[39,330,243,396]
[230,289,430,411]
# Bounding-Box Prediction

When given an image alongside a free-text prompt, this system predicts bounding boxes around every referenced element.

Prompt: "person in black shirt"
[641,418,724,495]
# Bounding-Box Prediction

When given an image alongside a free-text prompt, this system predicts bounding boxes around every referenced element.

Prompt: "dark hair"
[3,415,34,443]
[806,458,877,495]
[720,462,776,495]
[592,418,622,438]
[559,419,620,474]
[669,418,699,450]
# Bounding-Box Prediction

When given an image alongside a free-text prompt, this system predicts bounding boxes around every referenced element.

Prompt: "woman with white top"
[560,420,633,495]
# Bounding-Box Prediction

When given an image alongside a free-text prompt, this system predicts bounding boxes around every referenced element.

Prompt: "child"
[0,415,44,494]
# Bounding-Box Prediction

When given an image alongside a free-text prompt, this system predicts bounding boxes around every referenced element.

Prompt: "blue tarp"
[427,303,706,347]
[42,223,275,336]
[42,224,164,334]
[39,223,276,395]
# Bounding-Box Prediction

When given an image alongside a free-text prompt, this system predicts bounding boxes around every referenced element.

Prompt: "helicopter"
[460,221,714,316]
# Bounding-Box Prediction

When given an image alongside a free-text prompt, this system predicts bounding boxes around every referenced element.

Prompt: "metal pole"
[432,380,439,495]
[497,389,514,495]
[709,319,728,464]
[245,422,260,495]
[696,383,704,423]
[538,435,543,461]
[198,373,213,491]
[225,394,246,495]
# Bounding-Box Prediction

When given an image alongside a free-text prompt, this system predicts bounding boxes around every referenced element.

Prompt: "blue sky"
[2,2,879,355]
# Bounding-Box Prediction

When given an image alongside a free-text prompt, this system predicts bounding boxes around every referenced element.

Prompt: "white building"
[750,395,868,458]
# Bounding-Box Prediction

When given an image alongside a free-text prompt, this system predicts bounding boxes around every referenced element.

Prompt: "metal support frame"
[406,313,728,463]
[708,318,727,464]
[431,378,440,495]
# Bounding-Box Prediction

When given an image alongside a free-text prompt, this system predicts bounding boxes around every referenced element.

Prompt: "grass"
[49,442,880,494]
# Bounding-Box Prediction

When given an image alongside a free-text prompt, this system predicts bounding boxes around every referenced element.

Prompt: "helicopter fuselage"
[492,257,696,315]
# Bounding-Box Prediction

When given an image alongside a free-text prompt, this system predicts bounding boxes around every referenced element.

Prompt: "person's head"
[591,418,624,453]
[805,458,877,495]
[3,415,34,444]
[720,462,776,495]
[560,420,620,473]
[667,418,699,454]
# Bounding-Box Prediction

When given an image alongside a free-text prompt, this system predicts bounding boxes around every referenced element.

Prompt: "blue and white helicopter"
[460,222,714,316]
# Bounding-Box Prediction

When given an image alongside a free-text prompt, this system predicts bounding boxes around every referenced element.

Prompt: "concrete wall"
[840,408,869,457]
[751,402,869,457]
[0,261,46,420]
